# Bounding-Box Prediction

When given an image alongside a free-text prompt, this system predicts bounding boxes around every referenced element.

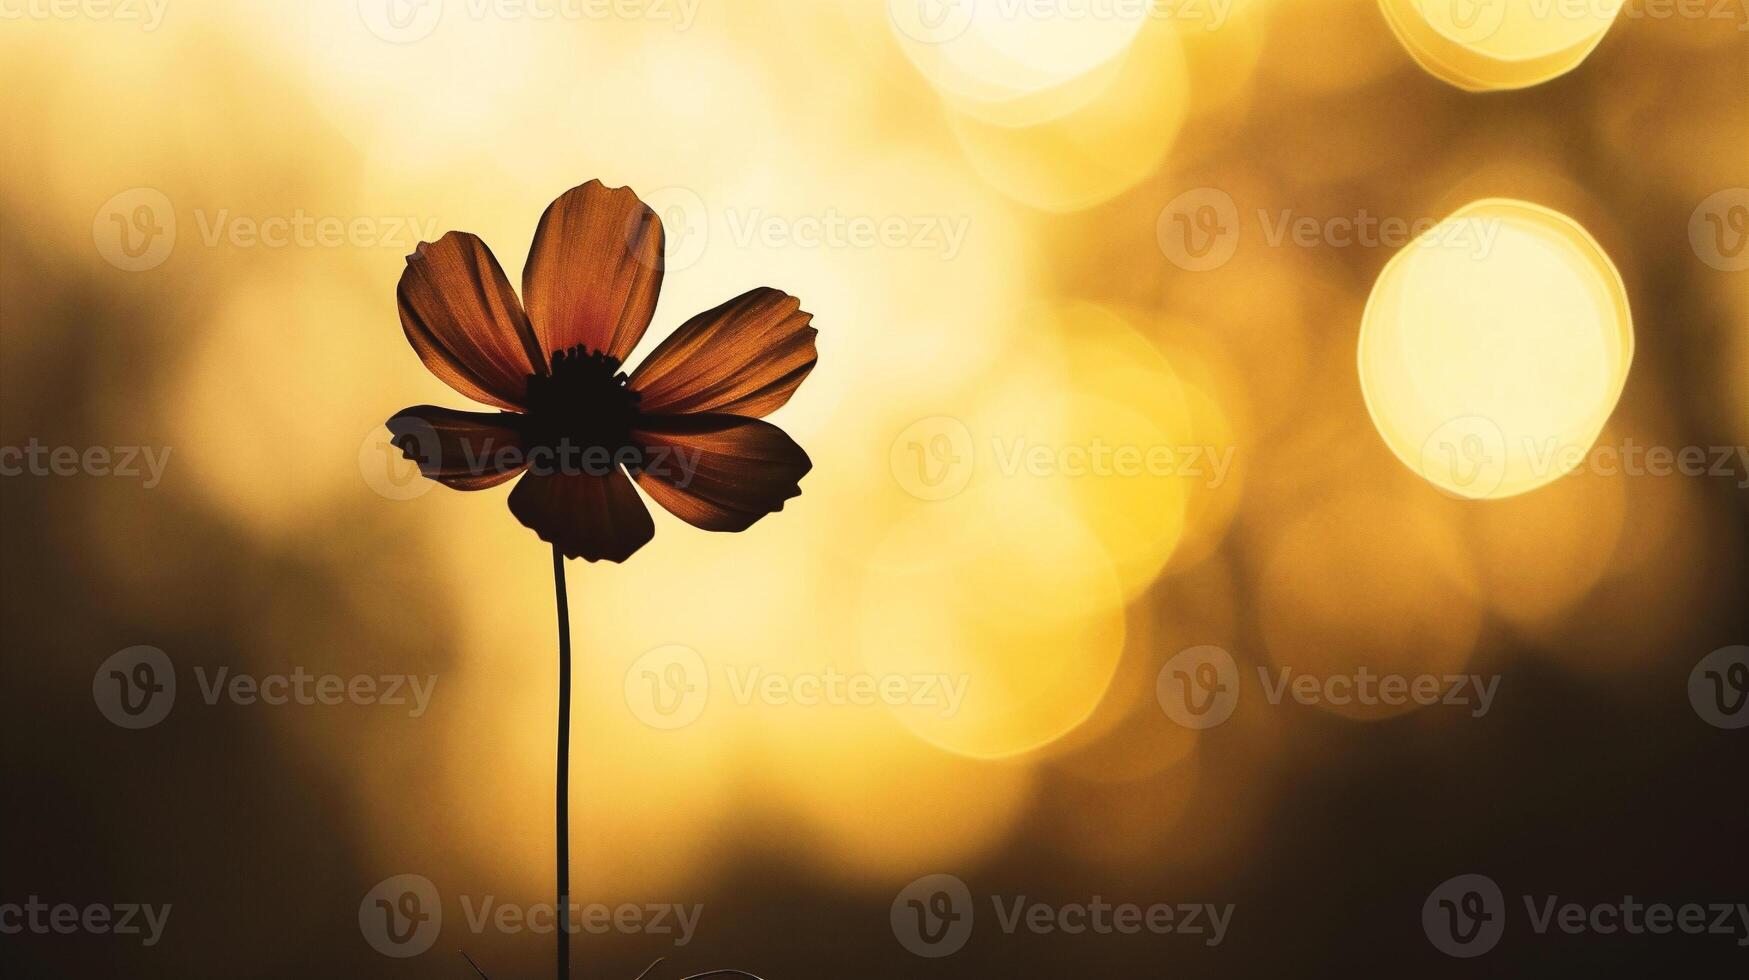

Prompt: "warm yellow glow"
[888,0,1148,120]
[9,0,1738,924]
[757,709,1036,882]
[1042,304,1195,595]
[858,490,1125,759]
[1380,0,1626,90]
[946,18,1189,211]
[1359,199,1633,500]
[1267,0,1404,93]
[173,270,397,536]
[1258,490,1484,721]
[1463,450,1625,628]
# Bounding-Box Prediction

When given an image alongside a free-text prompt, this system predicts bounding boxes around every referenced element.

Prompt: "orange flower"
[386,181,817,562]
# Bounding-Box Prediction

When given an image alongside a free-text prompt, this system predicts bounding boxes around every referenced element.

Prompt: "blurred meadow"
[2,0,1746,976]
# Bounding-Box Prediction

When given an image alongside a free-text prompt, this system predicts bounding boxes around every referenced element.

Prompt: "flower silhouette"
[386,180,817,561]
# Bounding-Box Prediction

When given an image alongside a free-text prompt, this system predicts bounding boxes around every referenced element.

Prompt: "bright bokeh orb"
[887,0,1148,120]
[857,490,1125,759]
[1379,0,1626,91]
[946,18,1189,212]
[1359,199,1633,500]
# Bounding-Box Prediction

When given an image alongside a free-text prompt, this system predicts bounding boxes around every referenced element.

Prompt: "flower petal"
[523,180,665,364]
[398,233,544,411]
[630,414,811,532]
[628,288,817,418]
[508,465,655,563]
[386,406,527,491]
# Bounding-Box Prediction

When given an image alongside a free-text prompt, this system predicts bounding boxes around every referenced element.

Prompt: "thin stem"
[553,544,572,980]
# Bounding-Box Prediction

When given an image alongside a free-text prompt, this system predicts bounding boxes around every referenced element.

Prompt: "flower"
[385,180,817,562]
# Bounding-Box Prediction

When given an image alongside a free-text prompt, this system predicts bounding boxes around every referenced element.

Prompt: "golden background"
[3,1,1745,975]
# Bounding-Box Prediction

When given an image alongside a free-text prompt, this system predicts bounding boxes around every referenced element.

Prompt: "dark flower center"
[522,346,644,473]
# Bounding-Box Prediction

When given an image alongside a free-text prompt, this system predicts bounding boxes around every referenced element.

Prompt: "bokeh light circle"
[887,0,1149,116]
[857,490,1126,759]
[1380,0,1626,91]
[1359,198,1633,500]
